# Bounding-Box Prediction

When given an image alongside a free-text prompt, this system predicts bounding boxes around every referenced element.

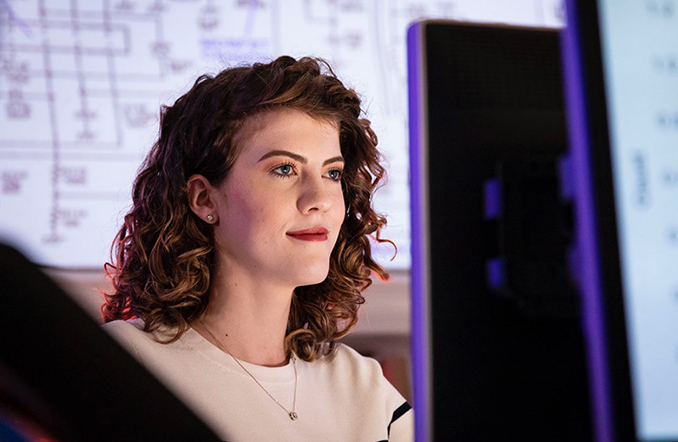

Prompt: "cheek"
[220,184,262,234]
[335,189,346,213]
[232,188,286,235]
[331,191,347,228]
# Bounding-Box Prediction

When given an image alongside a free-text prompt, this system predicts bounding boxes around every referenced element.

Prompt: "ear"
[187,174,219,224]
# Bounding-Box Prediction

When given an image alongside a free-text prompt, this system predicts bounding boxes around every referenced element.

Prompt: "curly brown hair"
[102,55,390,362]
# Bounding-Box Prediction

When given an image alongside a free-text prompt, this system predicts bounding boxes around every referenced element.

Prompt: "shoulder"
[102,317,145,333]
[305,343,388,392]
[317,343,410,407]
[102,318,149,345]
[325,343,384,380]
[316,344,414,441]
[101,318,169,365]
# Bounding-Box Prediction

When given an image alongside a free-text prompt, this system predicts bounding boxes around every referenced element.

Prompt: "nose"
[297,175,332,214]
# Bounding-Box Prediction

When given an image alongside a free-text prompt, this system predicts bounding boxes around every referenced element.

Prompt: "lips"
[287,227,329,242]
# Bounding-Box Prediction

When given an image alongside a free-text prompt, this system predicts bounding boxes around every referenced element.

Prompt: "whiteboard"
[0,0,563,269]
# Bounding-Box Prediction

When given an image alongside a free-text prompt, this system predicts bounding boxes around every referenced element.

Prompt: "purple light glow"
[407,22,431,442]
[561,1,614,440]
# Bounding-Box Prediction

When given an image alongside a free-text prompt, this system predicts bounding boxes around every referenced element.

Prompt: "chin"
[294,264,331,287]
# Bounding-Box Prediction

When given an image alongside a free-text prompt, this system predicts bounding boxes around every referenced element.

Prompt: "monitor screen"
[599,1,678,438]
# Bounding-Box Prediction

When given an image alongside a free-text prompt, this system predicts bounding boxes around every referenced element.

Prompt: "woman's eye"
[326,169,343,181]
[272,163,296,177]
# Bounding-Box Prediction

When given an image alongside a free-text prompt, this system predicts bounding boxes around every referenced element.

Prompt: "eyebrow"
[257,150,344,166]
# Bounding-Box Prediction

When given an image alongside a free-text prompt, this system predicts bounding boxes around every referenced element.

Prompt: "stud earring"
[206,214,214,223]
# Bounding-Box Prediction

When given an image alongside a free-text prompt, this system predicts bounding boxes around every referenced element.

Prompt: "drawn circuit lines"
[0,0,563,268]
[0,0,274,266]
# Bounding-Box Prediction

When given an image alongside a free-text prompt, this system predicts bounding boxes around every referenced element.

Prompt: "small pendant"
[289,411,298,421]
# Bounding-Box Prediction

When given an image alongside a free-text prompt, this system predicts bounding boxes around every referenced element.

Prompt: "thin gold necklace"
[199,319,299,421]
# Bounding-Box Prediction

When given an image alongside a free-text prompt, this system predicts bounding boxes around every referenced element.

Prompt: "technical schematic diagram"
[0,0,563,268]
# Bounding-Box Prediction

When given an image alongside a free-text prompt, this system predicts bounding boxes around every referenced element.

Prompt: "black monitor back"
[408,21,591,441]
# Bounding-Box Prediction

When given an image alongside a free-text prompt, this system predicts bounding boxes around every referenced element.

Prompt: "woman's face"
[211,108,346,288]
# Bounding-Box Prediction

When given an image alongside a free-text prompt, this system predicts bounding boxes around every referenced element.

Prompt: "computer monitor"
[563,1,678,441]
[408,21,591,441]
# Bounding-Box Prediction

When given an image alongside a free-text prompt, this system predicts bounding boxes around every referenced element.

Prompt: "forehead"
[233,108,340,157]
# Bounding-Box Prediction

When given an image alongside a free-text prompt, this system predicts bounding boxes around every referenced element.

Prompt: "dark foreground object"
[0,243,220,441]
[408,22,592,441]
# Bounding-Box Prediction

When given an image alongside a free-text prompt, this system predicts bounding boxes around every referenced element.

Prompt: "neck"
[196,262,294,367]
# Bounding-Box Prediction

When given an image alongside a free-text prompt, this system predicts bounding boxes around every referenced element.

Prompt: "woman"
[102,56,413,441]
